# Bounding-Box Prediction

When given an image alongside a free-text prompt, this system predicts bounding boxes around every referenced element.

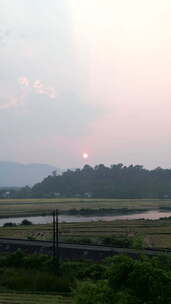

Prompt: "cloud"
[0,76,56,111]
[0,77,30,111]
[0,96,23,110]
[18,77,29,87]
[33,80,56,98]
[19,76,56,99]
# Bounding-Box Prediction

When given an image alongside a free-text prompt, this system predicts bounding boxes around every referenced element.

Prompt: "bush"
[4,249,24,267]
[73,280,113,304]
[107,256,134,290]
[22,254,52,270]
[20,219,32,225]
[60,261,90,280]
[128,261,171,303]
[0,268,70,292]
[84,263,107,280]
[131,234,144,249]
[102,236,132,248]
[3,222,16,227]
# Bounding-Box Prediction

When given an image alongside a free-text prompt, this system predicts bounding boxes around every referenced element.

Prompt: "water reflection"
[0,210,171,227]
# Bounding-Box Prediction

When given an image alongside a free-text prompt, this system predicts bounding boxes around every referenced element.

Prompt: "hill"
[30,164,171,199]
[0,161,57,187]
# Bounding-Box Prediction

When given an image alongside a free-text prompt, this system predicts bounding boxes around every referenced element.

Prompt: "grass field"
[0,198,171,217]
[0,292,72,304]
[1,219,171,248]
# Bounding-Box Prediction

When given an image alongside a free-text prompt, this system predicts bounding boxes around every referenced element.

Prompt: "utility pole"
[52,209,59,266]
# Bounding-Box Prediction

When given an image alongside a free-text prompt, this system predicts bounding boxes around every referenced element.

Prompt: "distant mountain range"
[0,161,58,187]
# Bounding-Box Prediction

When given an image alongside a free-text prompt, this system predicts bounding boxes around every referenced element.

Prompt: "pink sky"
[0,0,171,169]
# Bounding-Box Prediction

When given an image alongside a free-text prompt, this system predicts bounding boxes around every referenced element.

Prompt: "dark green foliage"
[0,268,70,292]
[107,257,134,290]
[15,163,171,198]
[73,280,113,304]
[128,261,171,303]
[0,250,54,270]
[20,219,32,225]
[84,264,107,280]
[3,249,24,267]
[3,222,16,227]
[74,254,171,304]
[1,251,171,303]
[60,261,90,280]
[151,254,171,271]
[102,236,133,248]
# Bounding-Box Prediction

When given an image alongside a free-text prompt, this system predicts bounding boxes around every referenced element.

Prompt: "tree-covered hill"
[16,164,171,198]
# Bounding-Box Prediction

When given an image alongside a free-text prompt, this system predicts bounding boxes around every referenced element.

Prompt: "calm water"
[1,210,171,227]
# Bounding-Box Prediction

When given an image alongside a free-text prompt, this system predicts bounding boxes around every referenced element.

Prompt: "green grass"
[0,292,72,304]
[0,198,171,218]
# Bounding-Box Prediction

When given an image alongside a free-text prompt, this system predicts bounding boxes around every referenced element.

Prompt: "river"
[0,210,171,227]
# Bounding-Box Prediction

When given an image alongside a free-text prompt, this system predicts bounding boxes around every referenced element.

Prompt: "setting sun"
[83,153,88,159]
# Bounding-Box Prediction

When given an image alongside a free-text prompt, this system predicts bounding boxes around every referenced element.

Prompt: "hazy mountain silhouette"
[0,161,57,187]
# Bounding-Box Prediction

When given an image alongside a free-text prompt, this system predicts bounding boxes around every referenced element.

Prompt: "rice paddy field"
[0,198,171,217]
[0,292,72,304]
[1,218,171,248]
[1,199,171,248]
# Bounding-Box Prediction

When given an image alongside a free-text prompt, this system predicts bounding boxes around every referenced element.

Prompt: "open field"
[1,198,171,217]
[1,198,171,249]
[1,219,171,248]
[0,292,72,304]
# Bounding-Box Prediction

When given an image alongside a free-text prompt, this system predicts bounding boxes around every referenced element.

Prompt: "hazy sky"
[1,0,171,169]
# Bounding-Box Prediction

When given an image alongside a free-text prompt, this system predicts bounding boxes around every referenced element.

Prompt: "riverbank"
[1,198,171,218]
[1,210,171,227]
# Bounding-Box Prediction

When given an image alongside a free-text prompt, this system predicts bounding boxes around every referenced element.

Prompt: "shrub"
[128,261,171,303]
[131,234,144,249]
[3,222,16,227]
[5,249,24,267]
[60,261,90,280]
[73,280,113,304]
[107,257,134,290]
[0,267,70,292]
[20,219,32,225]
[84,263,107,280]
[102,236,132,248]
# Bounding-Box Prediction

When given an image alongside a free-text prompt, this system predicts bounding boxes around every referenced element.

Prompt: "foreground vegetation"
[1,251,171,303]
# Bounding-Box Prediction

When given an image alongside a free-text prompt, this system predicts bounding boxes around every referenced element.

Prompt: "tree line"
[9,163,171,198]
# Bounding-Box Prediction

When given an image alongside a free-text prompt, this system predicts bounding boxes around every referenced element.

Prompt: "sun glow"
[83,153,88,159]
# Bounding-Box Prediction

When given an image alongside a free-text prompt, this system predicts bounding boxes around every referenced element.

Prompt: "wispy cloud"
[18,76,30,87]
[32,80,56,98]
[19,76,56,99]
[0,96,23,110]
[0,76,56,111]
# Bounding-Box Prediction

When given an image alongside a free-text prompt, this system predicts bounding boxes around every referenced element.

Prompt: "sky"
[1,0,171,169]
